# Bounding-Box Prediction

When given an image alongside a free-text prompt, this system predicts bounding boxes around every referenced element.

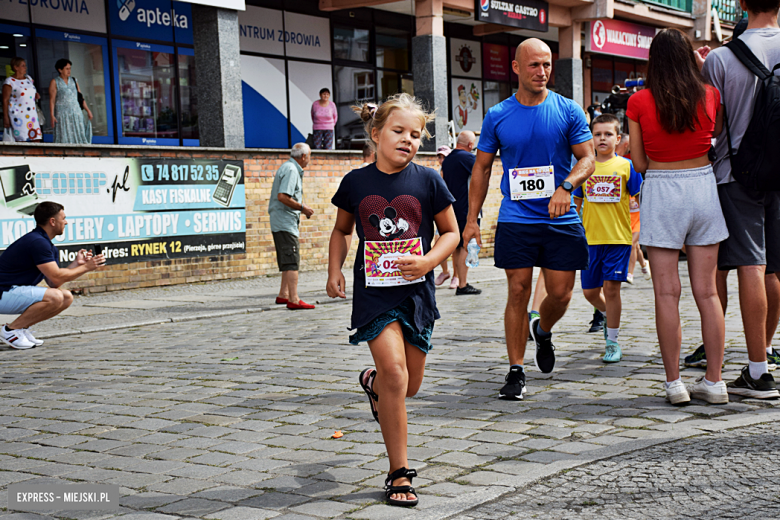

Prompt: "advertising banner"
[3,1,32,22]
[451,79,483,133]
[0,158,246,264]
[475,0,549,33]
[450,38,482,79]
[238,8,330,61]
[31,0,107,34]
[586,19,655,60]
[483,43,509,81]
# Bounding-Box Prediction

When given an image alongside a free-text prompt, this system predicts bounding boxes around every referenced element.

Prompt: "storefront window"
[333,26,370,63]
[376,28,408,71]
[0,26,34,129]
[36,33,110,142]
[592,58,613,105]
[115,45,178,143]
[483,81,511,112]
[614,61,635,89]
[334,65,374,149]
[178,52,198,143]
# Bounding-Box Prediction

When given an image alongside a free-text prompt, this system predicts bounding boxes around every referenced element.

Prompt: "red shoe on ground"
[275,297,288,304]
[287,300,315,310]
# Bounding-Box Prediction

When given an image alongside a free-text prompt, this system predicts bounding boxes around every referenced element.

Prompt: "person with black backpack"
[701,0,780,399]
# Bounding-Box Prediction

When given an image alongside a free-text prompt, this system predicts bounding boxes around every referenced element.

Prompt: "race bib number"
[509,166,554,201]
[585,175,622,203]
[364,237,425,287]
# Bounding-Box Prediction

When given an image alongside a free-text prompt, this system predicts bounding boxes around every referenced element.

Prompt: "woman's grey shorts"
[639,165,729,249]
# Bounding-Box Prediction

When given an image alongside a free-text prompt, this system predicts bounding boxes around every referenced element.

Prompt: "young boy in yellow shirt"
[574,114,643,363]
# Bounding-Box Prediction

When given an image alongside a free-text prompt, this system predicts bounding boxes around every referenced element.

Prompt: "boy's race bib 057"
[585,175,622,203]
[364,237,425,287]
[509,165,554,200]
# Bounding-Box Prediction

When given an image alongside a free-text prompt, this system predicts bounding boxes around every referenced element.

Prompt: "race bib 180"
[509,165,555,200]
[364,237,425,287]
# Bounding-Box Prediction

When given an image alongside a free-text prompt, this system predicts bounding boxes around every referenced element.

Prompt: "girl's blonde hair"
[351,93,435,152]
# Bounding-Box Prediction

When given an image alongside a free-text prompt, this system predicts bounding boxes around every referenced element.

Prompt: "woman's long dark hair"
[646,28,709,134]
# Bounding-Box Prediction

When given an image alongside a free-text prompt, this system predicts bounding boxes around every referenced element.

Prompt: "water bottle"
[465,238,480,268]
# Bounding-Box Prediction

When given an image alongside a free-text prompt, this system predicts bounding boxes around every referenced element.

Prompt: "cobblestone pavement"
[1,261,779,520]
[452,422,780,520]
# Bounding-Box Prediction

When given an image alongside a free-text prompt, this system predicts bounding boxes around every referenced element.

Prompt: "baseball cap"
[437,146,452,156]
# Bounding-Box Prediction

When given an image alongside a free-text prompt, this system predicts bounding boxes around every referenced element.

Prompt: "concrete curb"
[36,294,357,340]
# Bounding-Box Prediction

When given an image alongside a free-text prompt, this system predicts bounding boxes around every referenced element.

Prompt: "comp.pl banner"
[0,157,246,264]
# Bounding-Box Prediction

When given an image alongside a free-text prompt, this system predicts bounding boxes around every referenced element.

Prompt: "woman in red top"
[627,28,729,406]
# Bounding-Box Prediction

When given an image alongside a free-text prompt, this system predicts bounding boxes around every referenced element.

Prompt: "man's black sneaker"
[726,366,780,399]
[455,284,482,295]
[683,344,707,368]
[530,317,556,373]
[498,366,526,400]
[588,309,605,333]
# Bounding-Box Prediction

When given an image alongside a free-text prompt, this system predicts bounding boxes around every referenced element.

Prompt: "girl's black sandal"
[359,368,380,423]
[384,467,418,507]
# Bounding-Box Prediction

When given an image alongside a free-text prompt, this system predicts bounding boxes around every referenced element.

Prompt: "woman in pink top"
[311,87,337,150]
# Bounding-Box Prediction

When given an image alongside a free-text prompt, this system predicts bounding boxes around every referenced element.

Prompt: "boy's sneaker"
[603,340,622,363]
[767,348,780,371]
[498,366,526,400]
[683,345,707,368]
[625,273,634,285]
[687,377,729,404]
[726,367,780,399]
[530,317,556,373]
[588,309,605,333]
[665,380,691,405]
[641,264,652,280]
[455,284,482,295]
[22,329,44,347]
[1,326,35,350]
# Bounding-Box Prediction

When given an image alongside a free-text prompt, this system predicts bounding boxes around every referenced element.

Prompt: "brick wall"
[0,144,505,293]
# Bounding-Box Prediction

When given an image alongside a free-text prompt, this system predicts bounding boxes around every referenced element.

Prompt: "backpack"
[723,38,780,191]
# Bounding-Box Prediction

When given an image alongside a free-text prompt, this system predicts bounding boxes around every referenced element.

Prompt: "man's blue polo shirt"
[0,227,59,292]
[478,91,592,225]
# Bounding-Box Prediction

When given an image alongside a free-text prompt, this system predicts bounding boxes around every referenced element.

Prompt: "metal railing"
[712,0,745,25]
[638,0,693,13]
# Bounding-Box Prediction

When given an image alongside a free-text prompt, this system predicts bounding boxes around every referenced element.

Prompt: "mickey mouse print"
[359,195,425,287]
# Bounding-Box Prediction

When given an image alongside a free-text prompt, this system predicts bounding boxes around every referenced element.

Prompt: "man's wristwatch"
[560,181,574,193]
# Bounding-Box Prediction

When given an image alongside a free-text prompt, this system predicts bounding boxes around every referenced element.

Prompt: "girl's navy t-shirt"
[331,162,455,332]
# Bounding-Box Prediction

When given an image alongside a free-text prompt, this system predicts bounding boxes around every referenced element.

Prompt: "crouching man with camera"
[0,201,105,349]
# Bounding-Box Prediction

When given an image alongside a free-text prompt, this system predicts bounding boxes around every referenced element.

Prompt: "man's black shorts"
[272,231,300,272]
[494,222,589,271]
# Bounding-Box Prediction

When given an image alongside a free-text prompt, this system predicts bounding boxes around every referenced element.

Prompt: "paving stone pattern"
[1,262,779,520]
[452,422,780,519]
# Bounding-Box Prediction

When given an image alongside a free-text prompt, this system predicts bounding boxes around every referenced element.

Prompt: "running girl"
[326,93,459,507]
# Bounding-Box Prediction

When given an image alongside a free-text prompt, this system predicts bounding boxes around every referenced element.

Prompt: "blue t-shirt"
[0,227,59,292]
[442,149,476,221]
[478,92,592,225]
[331,162,455,332]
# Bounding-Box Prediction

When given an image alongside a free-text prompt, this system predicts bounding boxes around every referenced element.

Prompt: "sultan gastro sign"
[475,0,549,33]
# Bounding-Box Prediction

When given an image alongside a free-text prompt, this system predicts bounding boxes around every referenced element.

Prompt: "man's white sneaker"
[22,329,44,347]
[665,380,690,405]
[687,377,728,404]
[1,326,35,350]
[641,264,652,280]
